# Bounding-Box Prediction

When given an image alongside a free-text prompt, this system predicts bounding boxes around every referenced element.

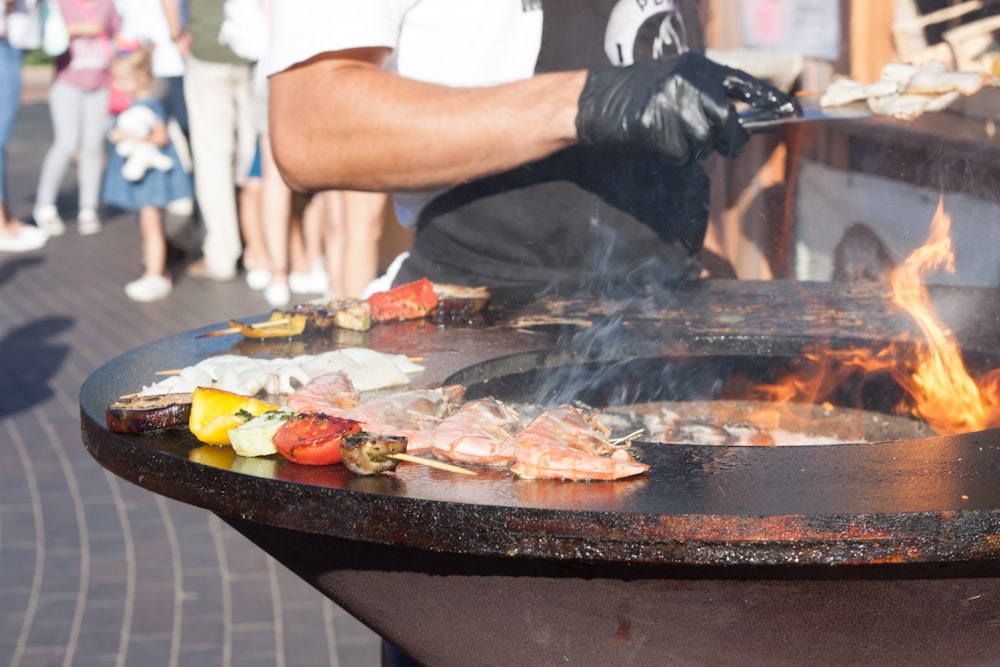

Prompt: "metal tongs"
[738,102,805,133]
[723,70,872,133]
[739,98,874,133]
[722,72,804,134]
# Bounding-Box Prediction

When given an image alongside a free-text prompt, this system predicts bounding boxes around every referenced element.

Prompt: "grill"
[80,279,1000,665]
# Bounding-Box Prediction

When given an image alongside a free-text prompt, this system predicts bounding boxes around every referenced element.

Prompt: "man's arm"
[160,0,189,56]
[269,48,795,194]
[268,48,585,193]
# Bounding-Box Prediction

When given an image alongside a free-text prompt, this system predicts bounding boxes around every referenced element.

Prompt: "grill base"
[228,517,1000,667]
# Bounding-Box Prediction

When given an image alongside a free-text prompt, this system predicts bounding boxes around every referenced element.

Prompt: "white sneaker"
[166,196,193,216]
[289,268,328,294]
[78,209,102,236]
[33,205,66,237]
[125,274,172,302]
[245,268,271,290]
[186,258,237,282]
[0,225,47,252]
[264,282,291,307]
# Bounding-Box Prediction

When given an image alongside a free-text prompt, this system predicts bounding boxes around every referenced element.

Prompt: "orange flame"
[753,196,1000,436]
[882,197,996,433]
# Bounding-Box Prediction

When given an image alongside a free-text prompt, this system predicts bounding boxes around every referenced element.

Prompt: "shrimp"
[511,405,649,481]
[286,376,464,443]
[422,398,523,466]
[285,371,360,413]
[339,385,466,441]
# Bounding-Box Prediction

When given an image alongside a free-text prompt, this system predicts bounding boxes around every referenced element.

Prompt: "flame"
[882,198,996,433]
[754,196,1000,436]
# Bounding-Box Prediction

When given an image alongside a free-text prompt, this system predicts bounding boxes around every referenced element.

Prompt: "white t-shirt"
[118,0,185,78]
[268,0,543,226]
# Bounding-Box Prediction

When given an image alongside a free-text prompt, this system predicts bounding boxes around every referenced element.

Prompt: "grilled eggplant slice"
[106,393,193,434]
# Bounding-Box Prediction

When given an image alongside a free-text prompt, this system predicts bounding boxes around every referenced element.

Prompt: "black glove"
[576,52,797,165]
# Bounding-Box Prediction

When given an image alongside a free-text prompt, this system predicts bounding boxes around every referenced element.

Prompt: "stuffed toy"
[114,105,174,182]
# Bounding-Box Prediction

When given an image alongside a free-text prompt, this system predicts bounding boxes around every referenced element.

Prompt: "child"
[101,41,192,302]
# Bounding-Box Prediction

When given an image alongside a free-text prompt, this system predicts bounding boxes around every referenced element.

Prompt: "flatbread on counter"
[820,61,1000,120]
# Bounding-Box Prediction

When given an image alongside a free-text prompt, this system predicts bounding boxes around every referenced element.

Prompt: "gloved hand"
[576,52,798,165]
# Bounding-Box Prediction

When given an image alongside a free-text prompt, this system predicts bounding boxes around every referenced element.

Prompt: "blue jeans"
[159,75,188,136]
[0,38,24,205]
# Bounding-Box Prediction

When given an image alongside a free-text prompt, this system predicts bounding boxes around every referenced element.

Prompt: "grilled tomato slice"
[271,413,362,465]
[367,277,438,321]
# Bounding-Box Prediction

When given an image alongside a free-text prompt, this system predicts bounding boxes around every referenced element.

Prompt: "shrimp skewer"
[420,398,523,466]
[285,371,360,413]
[288,373,465,443]
[512,405,649,481]
[338,385,466,441]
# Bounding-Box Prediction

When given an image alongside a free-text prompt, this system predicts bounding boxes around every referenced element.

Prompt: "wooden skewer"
[506,316,593,329]
[195,317,294,339]
[389,453,477,476]
[195,328,240,338]
[610,429,645,446]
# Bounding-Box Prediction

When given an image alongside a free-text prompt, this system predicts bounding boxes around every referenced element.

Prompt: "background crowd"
[0,0,391,304]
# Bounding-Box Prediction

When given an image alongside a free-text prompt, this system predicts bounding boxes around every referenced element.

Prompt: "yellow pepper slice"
[188,387,280,446]
[228,311,307,339]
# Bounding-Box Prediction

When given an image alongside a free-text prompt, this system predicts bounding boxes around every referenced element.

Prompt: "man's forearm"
[269,53,585,193]
[160,0,182,38]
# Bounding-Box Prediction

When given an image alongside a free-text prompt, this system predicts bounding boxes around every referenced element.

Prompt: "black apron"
[395,0,710,297]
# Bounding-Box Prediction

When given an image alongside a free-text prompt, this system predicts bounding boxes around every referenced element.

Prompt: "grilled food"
[106,392,192,434]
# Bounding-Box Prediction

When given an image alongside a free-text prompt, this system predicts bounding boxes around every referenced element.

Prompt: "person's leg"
[238,175,269,274]
[283,190,326,295]
[288,217,308,275]
[318,191,346,297]
[185,57,241,277]
[260,135,291,284]
[0,40,43,250]
[260,136,291,271]
[339,191,387,298]
[34,80,83,233]
[288,194,313,276]
[300,191,326,270]
[77,86,110,230]
[0,39,23,227]
[125,206,172,302]
[161,75,189,136]
[139,206,167,277]
[232,63,256,190]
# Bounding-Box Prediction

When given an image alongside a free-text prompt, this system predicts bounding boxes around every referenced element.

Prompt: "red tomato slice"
[367,277,439,321]
[271,413,362,466]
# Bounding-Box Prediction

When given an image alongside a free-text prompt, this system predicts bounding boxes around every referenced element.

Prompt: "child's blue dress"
[101,97,193,211]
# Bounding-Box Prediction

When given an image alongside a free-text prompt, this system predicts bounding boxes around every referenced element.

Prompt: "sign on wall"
[741,0,841,61]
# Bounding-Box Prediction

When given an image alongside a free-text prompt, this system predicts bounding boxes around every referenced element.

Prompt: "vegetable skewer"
[197,319,292,338]
[193,279,491,339]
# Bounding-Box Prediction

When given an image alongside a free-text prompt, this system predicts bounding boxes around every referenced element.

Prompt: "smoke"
[524,198,708,407]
